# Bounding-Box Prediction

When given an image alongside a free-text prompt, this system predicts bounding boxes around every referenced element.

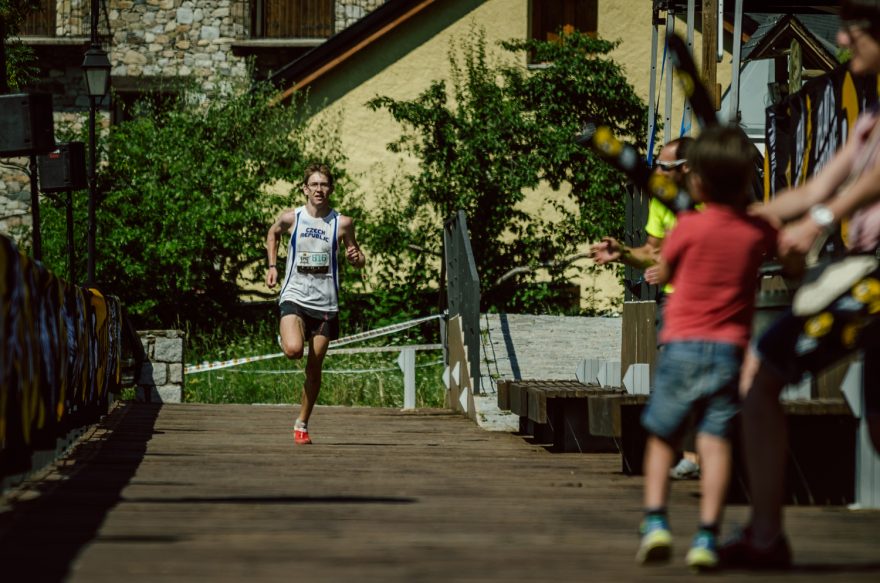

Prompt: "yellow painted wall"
[299,0,735,313]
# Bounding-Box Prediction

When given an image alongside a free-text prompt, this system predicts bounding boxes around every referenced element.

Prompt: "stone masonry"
[136,329,185,403]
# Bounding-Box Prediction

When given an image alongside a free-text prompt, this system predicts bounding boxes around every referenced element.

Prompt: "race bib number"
[297,251,330,274]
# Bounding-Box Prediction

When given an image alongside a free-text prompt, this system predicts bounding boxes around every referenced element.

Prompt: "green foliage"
[183,318,445,407]
[39,81,357,328]
[365,28,646,315]
[1,0,41,89]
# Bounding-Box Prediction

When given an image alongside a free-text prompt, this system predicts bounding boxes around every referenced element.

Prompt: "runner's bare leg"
[300,334,329,424]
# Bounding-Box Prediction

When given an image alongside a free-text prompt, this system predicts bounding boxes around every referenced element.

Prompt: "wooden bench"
[497,380,624,452]
[587,393,857,504]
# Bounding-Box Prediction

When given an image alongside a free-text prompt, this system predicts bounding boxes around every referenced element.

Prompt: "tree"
[1,0,40,90]
[39,81,359,328]
[365,28,647,315]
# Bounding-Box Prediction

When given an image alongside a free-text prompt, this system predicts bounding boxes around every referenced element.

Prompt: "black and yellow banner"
[1,235,121,478]
[765,67,880,199]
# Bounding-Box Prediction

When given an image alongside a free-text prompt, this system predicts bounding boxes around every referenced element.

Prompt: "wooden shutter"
[262,0,334,39]
[21,0,57,37]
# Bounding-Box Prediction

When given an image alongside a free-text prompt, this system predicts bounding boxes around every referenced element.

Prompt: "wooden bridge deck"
[2,402,879,582]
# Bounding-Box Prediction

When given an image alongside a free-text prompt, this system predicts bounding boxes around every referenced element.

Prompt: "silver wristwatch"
[809,204,835,231]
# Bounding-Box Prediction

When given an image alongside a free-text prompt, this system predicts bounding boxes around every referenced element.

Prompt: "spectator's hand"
[644,265,661,285]
[747,202,784,230]
[590,237,621,265]
[266,266,278,288]
[778,216,824,257]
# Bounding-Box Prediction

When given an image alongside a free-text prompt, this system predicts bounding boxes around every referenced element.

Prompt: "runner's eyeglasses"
[307,182,331,190]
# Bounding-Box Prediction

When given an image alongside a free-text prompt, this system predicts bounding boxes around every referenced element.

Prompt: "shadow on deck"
[1,402,879,582]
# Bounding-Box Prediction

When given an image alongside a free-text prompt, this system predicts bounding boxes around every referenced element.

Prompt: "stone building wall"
[108,0,249,95]
[336,0,384,32]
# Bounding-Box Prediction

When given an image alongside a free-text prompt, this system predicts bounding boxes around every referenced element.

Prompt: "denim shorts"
[641,341,742,443]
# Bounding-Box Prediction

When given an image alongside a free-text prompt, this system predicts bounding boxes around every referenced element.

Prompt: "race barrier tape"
[218,358,445,376]
[185,314,444,375]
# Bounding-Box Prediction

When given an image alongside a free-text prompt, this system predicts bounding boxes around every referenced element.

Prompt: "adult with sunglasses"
[591,137,700,480]
[720,1,880,569]
[590,137,692,274]
[265,163,366,445]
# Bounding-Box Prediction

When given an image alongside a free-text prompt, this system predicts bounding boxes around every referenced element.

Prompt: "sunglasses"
[654,159,687,171]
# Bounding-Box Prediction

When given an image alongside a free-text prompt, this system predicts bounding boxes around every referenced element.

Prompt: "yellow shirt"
[645,198,677,294]
[645,197,677,240]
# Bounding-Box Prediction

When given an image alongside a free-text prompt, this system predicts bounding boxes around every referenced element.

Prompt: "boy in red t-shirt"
[636,126,778,571]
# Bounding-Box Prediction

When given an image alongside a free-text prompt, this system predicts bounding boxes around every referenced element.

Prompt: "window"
[20,0,57,37]
[530,0,598,42]
[251,0,334,39]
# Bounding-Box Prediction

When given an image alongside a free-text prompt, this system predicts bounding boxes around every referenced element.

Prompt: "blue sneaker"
[636,514,672,565]
[686,529,719,572]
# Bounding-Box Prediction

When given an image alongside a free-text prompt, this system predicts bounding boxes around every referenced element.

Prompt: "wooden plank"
[446,316,473,416]
[4,402,880,579]
[496,379,510,410]
[782,399,852,416]
[561,400,619,454]
[508,382,528,418]
[588,394,650,438]
[527,386,548,424]
[815,355,858,400]
[620,301,656,383]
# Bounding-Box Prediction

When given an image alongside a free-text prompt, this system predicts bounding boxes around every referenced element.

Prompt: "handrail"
[443,210,481,395]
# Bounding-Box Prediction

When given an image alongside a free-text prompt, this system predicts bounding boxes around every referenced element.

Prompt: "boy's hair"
[688,126,755,207]
[842,0,880,36]
[302,163,334,189]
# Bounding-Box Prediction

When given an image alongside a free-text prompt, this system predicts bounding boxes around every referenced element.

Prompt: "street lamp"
[82,46,111,97]
[81,33,110,286]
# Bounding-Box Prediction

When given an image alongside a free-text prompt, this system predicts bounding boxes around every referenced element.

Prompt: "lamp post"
[81,0,110,286]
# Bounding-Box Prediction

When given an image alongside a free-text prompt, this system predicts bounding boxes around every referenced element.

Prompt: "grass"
[182,319,448,408]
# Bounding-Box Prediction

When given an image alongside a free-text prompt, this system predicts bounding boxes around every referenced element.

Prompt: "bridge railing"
[443,210,481,398]
[0,234,139,488]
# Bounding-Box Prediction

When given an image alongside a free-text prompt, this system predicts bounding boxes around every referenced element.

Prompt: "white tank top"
[279,206,340,312]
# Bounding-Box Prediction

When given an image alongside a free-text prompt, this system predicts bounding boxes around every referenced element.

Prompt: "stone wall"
[136,329,186,403]
[0,112,95,248]
[108,0,249,95]
[336,0,384,31]
[0,161,32,241]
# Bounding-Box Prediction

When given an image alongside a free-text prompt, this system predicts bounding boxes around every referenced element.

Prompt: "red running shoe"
[293,427,312,445]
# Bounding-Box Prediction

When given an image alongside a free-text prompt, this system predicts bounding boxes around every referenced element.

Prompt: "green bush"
[39,81,358,330]
[184,318,446,407]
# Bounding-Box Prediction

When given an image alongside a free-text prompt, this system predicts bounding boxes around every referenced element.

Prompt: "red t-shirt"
[659,204,778,348]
